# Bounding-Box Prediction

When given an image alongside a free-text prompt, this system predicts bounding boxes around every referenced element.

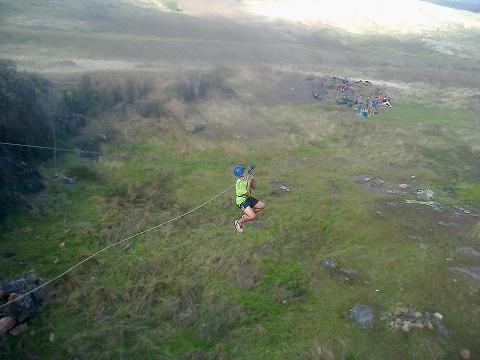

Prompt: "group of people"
[355,95,392,118]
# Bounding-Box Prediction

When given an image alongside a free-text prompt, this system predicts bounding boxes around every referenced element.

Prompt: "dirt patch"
[352,174,410,196]
[265,73,386,105]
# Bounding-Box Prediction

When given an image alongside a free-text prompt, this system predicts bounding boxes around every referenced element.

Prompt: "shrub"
[65,162,102,183]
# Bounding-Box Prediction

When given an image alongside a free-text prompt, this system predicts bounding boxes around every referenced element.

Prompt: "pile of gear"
[327,77,392,117]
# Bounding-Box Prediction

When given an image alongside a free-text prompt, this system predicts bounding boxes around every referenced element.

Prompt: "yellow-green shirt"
[235,177,249,205]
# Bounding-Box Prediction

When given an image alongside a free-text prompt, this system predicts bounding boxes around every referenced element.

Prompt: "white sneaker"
[234,220,244,233]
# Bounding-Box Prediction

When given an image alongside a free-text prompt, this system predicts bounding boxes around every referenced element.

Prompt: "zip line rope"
[0,183,235,310]
[0,141,227,165]
[0,141,101,155]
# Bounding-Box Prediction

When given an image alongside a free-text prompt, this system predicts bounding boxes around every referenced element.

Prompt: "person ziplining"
[233,165,266,233]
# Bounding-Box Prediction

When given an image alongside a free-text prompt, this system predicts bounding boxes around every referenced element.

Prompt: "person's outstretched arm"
[247,177,256,195]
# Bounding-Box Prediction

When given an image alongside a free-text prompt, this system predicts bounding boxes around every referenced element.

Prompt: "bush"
[134,99,167,118]
[65,163,102,183]
[172,66,235,102]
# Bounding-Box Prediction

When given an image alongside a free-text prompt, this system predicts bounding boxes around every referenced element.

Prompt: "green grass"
[1,85,479,359]
[1,2,479,357]
[457,184,480,207]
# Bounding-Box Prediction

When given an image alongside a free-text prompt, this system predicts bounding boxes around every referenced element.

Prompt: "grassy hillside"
[1,0,480,89]
[1,67,479,359]
[0,1,479,359]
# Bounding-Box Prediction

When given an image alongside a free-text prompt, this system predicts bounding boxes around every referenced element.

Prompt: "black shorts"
[238,197,259,211]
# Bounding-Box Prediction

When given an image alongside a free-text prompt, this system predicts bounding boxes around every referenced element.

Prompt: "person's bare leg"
[238,207,255,226]
[253,201,266,213]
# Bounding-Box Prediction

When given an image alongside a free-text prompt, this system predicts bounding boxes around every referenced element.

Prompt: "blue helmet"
[233,165,244,177]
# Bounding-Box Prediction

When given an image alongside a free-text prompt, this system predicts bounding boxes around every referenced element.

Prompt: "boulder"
[432,317,449,338]
[0,316,17,335]
[7,292,41,322]
[320,258,337,269]
[347,304,374,329]
[0,273,38,295]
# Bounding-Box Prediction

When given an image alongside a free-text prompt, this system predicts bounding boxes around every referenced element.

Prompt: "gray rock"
[347,304,374,329]
[7,292,41,322]
[0,273,38,295]
[408,235,423,241]
[353,175,373,183]
[432,317,449,338]
[320,258,337,269]
[0,316,17,335]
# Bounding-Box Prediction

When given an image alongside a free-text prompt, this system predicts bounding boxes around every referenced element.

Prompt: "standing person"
[233,165,266,233]
[355,95,363,116]
[341,77,349,92]
[371,97,379,116]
